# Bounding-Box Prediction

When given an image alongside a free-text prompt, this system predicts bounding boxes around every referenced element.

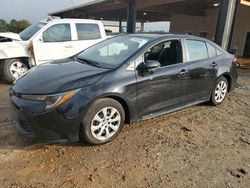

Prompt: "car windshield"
[77,35,150,68]
[19,22,47,41]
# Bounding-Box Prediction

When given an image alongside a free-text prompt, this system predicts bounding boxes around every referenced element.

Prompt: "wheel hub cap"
[91,107,121,141]
[215,80,227,103]
[10,61,28,79]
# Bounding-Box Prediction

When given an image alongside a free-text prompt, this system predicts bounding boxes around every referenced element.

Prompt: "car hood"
[0,32,22,41]
[13,58,110,94]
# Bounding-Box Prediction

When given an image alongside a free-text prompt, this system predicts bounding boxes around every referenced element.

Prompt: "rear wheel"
[0,58,29,84]
[80,98,125,145]
[210,76,228,106]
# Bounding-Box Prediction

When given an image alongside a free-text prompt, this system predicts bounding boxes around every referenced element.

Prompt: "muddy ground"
[0,68,249,188]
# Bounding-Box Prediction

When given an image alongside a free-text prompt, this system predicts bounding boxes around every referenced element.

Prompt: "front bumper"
[10,94,87,142]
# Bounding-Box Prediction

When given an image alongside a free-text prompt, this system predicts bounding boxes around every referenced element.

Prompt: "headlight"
[20,89,80,110]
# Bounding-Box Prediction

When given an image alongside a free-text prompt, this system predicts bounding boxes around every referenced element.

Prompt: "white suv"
[0,18,108,83]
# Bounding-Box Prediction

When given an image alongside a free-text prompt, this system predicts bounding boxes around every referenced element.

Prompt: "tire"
[0,58,29,84]
[210,76,228,106]
[80,98,125,145]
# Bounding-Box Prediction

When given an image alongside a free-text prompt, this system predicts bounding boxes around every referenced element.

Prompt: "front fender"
[0,41,31,60]
[78,86,138,124]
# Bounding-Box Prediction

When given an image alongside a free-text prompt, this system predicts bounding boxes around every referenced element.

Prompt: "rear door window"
[76,23,101,40]
[186,39,208,61]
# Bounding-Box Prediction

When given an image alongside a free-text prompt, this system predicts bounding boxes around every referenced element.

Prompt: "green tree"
[0,19,8,32]
[9,19,18,32]
[10,19,18,25]
[17,20,31,33]
[0,19,31,33]
[16,20,31,33]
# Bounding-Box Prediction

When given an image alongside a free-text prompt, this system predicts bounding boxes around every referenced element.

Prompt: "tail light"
[233,57,240,67]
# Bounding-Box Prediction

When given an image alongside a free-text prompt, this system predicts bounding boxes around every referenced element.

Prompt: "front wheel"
[0,58,29,84]
[210,77,228,106]
[80,98,125,145]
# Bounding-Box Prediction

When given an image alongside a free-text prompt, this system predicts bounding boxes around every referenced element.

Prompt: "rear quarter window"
[76,23,101,40]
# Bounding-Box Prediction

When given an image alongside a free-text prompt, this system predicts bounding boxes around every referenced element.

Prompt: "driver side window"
[145,39,183,67]
[43,24,71,42]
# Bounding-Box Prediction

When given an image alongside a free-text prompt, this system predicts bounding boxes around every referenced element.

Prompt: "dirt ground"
[0,68,249,188]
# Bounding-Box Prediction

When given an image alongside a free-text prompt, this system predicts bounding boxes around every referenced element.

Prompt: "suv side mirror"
[145,60,161,70]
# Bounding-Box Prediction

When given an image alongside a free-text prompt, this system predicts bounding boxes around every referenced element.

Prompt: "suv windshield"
[77,35,150,68]
[19,22,47,41]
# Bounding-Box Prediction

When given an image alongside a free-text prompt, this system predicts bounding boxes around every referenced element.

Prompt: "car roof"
[125,33,226,53]
[126,33,210,41]
[41,18,103,25]
[125,33,222,47]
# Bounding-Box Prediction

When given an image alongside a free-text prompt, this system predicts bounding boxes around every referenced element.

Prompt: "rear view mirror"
[145,60,161,70]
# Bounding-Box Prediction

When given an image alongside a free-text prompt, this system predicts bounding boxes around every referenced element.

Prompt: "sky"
[0,0,170,32]
[0,0,91,23]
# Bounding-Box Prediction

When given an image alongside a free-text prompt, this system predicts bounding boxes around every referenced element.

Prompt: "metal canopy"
[49,0,221,22]
[49,0,239,51]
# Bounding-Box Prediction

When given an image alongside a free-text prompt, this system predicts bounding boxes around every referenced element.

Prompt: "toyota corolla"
[10,34,238,145]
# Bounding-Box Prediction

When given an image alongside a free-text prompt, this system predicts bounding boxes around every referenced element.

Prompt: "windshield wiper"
[75,57,102,68]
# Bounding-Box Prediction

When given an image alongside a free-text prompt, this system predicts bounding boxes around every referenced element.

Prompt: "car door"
[70,23,105,55]
[184,39,216,104]
[136,39,189,118]
[33,23,76,65]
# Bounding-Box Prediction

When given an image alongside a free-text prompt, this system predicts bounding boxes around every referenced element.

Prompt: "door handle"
[210,62,217,67]
[64,45,73,48]
[179,69,187,75]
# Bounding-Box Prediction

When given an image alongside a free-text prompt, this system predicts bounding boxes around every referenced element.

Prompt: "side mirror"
[145,60,161,70]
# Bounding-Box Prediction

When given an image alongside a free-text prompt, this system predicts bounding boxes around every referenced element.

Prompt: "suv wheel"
[80,98,125,145]
[210,76,228,106]
[0,58,29,84]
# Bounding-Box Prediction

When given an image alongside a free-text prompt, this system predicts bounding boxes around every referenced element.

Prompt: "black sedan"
[10,34,238,145]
